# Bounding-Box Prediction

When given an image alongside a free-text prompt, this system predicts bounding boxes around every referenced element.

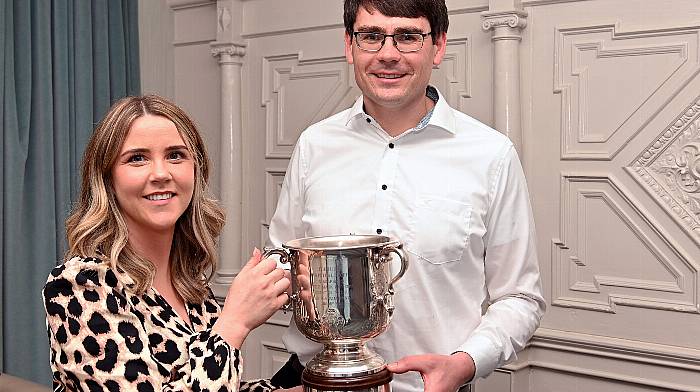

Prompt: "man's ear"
[432,32,447,66]
[344,32,354,64]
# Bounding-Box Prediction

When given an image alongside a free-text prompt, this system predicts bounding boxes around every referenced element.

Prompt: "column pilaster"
[482,9,527,155]
[209,0,246,300]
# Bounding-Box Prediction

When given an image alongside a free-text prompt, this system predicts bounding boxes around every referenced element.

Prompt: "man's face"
[345,6,446,112]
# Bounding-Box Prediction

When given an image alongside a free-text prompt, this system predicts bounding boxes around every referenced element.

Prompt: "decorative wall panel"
[552,175,697,313]
[259,340,290,377]
[554,24,700,160]
[627,97,700,246]
[261,169,287,246]
[430,36,472,109]
[262,54,358,158]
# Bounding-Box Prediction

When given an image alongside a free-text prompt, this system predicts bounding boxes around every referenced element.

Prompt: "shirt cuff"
[457,334,500,381]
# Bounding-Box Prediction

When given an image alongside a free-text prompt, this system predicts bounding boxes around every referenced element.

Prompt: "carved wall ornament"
[629,98,700,244]
[218,6,232,33]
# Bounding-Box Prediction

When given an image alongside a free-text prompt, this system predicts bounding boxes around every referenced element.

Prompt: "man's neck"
[365,94,435,137]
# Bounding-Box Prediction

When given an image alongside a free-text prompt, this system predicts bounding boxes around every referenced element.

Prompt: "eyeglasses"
[352,31,432,53]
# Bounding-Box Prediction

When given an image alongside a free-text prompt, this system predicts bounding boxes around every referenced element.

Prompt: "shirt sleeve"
[268,137,307,248]
[42,258,255,392]
[456,145,546,380]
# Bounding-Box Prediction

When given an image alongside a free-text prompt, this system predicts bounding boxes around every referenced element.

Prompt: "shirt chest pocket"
[406,195,472,265]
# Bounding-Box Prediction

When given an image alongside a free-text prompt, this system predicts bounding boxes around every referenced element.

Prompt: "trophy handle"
[262,247,297,312]
[262,247,290,264]
[381,244,409,291]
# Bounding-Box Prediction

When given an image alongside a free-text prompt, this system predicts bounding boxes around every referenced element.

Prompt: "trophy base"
[304,342,387,378]
[302,367,392,392]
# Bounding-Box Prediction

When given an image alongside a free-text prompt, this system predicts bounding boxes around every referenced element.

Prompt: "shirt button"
[376,229,383,234]
[366,118,371,123]
[381,185,387,190]
[388,143,394,149]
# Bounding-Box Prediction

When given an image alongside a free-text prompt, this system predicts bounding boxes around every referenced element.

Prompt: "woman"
[43,95,290,391]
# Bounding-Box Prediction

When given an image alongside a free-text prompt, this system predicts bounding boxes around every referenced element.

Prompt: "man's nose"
[376,37,401,61]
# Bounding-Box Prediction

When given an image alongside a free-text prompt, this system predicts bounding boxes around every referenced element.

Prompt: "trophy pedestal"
[301,343,392,392]
[302,368,392,392]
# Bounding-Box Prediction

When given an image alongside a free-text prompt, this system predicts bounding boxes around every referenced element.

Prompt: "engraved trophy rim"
[283,234,399,251]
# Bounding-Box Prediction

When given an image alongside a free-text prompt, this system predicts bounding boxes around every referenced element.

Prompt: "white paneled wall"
[140,0,700,390]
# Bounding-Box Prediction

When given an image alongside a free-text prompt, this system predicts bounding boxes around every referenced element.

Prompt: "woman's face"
[111,115,195,237]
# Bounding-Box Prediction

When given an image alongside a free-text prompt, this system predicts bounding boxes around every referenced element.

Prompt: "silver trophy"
[264,235,408,392]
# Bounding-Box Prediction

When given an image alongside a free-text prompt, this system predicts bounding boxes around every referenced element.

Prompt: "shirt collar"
[344,85,456,135]
[427,87,457,135]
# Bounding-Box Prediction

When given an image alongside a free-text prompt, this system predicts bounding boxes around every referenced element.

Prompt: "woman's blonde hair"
[66,95,225,303]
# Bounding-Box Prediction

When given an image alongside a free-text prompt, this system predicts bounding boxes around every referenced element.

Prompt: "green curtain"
[1,0,140,384]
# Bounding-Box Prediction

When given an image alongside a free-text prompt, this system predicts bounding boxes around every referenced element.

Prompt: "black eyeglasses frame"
[352,31,433,53]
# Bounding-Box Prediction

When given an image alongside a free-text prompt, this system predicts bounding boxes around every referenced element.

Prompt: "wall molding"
[552,174,698,313]
[167,0,215,11]
[532,328,700,370]
[522,0,595,6]
[240,2,488,38]
[554,23,699,161]
[432,36,473,107]
[521,328,700,391]
[261,53,356,159]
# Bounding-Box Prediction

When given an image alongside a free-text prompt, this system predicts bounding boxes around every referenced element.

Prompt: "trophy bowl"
[264,235,408,392]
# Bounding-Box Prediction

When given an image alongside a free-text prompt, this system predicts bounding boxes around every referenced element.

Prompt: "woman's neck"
[127,226,174,288]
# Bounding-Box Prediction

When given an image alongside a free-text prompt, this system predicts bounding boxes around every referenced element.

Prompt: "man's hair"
[344,0,449,39]
[65,94,225,303]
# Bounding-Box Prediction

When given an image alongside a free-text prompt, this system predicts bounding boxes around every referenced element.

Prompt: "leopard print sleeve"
[43,256,261,392]
[198,289,278,392]
[240,379,277,392]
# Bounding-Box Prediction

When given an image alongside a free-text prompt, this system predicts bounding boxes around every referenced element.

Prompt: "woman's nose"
[149,159,172,182]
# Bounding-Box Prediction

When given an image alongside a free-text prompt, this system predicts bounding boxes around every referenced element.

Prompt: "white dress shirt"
[268,87,545,392]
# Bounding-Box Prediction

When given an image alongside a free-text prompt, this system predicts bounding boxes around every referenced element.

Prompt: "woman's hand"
[213,248,291,348]
[276,387,303,392]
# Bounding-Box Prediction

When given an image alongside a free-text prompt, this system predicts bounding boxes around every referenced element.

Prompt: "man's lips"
[373,73,405,79]
[371,72,407,79]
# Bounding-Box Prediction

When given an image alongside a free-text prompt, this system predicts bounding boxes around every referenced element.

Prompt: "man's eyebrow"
[354,25,426,34]
[355,25,386,33]
[393,27,425,34]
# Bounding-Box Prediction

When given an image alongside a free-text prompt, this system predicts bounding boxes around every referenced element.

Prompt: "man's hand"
[386,352,475,392]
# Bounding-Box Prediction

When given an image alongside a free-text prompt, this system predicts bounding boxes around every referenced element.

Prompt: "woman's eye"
[127,154,146,163]
[168,151,187,160]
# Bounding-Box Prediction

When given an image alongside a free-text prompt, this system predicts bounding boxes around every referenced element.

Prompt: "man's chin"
[365,90,408,107]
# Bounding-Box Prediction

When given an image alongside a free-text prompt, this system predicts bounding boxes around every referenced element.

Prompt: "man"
[268,0,545,391]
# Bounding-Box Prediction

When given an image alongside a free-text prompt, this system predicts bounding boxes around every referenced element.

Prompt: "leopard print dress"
[43,256,277,392]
